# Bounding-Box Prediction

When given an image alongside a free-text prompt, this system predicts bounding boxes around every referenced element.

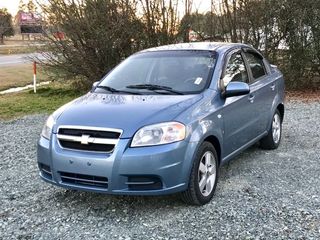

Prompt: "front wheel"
[260,109,282,150]
[180,142,218,205]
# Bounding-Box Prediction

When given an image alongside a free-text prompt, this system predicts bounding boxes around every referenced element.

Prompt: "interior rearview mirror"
[224,82,250,98]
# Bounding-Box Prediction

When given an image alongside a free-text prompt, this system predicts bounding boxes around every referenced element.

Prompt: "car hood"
[54,93,203,138]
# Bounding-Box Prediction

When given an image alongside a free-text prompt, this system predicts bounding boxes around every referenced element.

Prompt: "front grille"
[59,140,114,152]
[60,171,108,189]
[126,176,163,191]
[58,128,121,139]
[39,163,52,179]
[57,126,122,153]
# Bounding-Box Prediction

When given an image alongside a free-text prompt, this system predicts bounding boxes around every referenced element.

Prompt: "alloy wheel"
[272,113,281,144]
[198,151,216,197]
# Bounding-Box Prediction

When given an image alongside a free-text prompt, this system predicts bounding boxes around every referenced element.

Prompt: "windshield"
[97,50,217,95]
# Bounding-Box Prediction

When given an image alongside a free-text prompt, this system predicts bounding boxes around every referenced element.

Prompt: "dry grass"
[0,64,49,91]
[0,46,38,55]
[286,90,320,102]
[0,37,42,55]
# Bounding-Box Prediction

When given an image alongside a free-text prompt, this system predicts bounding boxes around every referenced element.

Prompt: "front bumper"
[37,134,197,195]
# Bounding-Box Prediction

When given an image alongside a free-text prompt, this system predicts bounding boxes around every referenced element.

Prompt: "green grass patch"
[0,83,85,120]
[0,64,49,91]
[0,45,42,55]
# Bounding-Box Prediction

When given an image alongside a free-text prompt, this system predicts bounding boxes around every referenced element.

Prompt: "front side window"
[222,52,248,87]
[98,51,217,94]
[244,52,266,80]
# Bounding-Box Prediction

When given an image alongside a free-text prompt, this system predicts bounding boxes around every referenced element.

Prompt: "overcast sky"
[0,0,213,16]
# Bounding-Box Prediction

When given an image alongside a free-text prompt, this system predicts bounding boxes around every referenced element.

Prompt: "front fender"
[181,118,223,186]
[268,95,284,130]
[189,119,223,145]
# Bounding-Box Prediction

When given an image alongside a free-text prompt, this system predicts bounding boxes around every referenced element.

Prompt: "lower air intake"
[126,176,163,191]
[60,172,108,189]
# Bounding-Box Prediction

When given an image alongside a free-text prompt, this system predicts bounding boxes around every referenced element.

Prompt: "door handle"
[248,94,255,103]
[270,83,275,91]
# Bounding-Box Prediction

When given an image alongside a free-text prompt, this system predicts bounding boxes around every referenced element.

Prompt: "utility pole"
[185,0,188,16]
[211,0,214,40]
[184,0,193,42]
[184,0,189,42]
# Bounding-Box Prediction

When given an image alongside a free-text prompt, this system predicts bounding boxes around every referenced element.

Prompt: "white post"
[33,61,37,93]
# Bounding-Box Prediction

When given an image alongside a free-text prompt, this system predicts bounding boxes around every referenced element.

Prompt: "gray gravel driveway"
[0,100,319,239]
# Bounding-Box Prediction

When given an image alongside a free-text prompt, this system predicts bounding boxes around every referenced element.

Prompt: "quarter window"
[244,52,266,80]
[223,52,248,87]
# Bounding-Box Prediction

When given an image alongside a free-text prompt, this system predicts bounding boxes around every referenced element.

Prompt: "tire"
[180,142,219,205]
[260,109,282,150]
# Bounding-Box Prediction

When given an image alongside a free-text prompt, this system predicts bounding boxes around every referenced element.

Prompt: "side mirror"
[91,81,99,91]
[224,82,250,98]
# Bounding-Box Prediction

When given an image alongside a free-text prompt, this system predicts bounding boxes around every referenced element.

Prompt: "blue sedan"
[37,42,285,205]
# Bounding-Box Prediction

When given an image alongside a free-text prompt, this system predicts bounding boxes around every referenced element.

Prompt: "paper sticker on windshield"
[194,77,203,85]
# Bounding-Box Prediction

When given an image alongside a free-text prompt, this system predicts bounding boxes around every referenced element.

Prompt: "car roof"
[139,42,252,54]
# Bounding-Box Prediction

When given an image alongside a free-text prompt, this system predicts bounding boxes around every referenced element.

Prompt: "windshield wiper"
[126,84,184,95]
[95,85,142,95]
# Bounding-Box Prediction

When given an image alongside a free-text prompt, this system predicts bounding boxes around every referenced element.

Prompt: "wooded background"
[38,0,320,90]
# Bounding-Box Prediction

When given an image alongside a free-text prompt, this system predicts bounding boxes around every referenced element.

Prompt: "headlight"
[41,115,55,140]
[131,122,186,147]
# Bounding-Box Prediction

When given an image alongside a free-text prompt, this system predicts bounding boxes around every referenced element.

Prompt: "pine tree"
[0,8,14,44]
[27,0,37,12]
[18,0,27,12]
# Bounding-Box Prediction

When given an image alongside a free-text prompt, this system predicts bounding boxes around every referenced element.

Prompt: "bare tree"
[38,0,145,88]
[36,0,320,90]
[138,0,180,46]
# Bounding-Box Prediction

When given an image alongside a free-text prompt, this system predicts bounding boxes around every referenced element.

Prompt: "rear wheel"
[260,109,282,149]
[180,142,218,205]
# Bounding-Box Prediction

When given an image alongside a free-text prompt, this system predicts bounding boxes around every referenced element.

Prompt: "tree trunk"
[0,35,4,45]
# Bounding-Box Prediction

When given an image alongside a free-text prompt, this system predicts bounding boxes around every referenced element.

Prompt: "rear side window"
[244,52,266,80]
[223,52,248,87]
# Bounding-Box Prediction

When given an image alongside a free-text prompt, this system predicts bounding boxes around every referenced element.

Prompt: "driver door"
[221,50,256,157]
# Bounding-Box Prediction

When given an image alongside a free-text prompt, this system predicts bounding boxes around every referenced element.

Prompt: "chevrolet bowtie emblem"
[80,135,90,145]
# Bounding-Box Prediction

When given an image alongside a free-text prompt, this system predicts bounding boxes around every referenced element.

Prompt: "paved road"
[0,53,45,66]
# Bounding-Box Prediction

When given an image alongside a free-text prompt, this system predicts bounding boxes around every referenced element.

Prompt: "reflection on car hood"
[54,93,203,138]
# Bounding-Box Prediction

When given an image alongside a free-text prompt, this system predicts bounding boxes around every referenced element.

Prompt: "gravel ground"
[0,100,319,240]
